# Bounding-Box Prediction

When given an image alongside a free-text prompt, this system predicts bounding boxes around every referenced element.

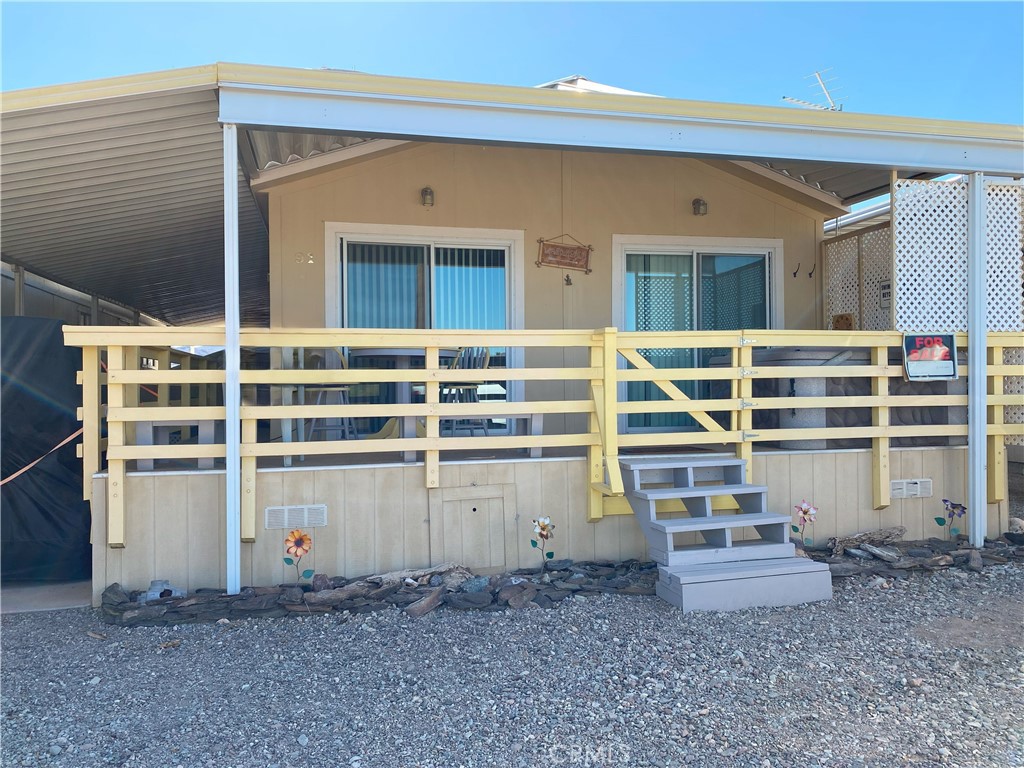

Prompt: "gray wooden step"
[655,559,832,613]
[650,511,789,535]
[633,483,767,501]
[649,540,795,567]
[659,557,828,585]
[620,456,746,471]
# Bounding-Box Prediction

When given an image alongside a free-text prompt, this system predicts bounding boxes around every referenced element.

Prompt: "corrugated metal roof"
[1,86,269,326]
[247,130,374,171]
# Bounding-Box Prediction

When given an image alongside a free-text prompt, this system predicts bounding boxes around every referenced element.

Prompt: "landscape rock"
[845,548,874,560]
[445,592,493,610]
[861,543,901,563]
[311,573,333,592]
[100,583,129,607]
[828,562,866,577]
[403,587,445,618]
[507,586,539,610]
[966,549,984,573]
[460,576,491,593]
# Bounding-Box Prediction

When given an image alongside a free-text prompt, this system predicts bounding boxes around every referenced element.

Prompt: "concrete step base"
[655,558,832,613]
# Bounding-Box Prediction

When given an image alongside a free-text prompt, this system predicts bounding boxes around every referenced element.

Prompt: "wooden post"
[424,346,440,489]
[587,333,605,522]
[106,345,126,548]
[601,327,622,494]
[987,344,1006,503]
[871,345,891,509]
[736,341,753,483]
[79,346,101,501]
[156,349,171,408]
[241,418,257,542]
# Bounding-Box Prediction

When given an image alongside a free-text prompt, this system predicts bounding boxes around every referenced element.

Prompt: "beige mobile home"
[2,64,1021,609]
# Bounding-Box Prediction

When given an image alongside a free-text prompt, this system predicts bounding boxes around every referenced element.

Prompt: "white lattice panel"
[893,178,969,332]
[824,235,859,329]
[1005,347,1024,447]
[860,227,893,330]
[986,184,1024,332]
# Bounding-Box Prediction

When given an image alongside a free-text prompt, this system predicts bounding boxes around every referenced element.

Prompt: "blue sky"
[2,2,1022,125]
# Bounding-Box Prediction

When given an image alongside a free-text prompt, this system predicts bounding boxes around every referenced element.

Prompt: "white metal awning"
[2,63,1020,326]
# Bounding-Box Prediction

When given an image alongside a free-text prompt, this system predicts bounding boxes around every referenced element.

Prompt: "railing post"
[424,346,440,489]
[156,349,171,408]
[735,338,753,482]
[106,345,126,548]
[79,346,101,501]
[124,346,139,447]
[587,331,606,522]
[241,418,257,542]
[871,345,891,509]
[987,344,1006,503]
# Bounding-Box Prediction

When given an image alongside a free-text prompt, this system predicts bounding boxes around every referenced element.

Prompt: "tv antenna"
[783,69,843,111]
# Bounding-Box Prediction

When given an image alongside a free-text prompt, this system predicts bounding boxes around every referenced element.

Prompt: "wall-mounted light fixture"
[421,186,435,207]
[692,198,709,216]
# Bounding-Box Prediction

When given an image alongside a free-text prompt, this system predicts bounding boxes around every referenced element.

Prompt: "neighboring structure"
[1,64,1020,608]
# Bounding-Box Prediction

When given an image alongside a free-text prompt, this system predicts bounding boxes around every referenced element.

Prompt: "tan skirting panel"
[89,447,1008,605]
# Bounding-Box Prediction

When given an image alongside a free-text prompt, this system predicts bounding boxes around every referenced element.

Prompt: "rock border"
[97,535,1024,627]
[99,559,659,627]
[810,534,1024,579]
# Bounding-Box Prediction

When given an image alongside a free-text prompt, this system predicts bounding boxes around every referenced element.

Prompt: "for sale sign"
[903,334,958,381]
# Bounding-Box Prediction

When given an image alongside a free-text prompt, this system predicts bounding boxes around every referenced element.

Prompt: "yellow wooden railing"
[64,327,1023,547]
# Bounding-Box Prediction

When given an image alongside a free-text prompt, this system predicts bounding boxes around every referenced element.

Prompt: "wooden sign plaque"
[536,238,592,273]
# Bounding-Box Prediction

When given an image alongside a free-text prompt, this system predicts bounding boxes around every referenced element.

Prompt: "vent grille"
[890,479,933,499]
[264,504,328,530]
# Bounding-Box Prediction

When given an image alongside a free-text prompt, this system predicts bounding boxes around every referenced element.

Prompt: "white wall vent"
[264,504,328,530]
[890,479,933,500]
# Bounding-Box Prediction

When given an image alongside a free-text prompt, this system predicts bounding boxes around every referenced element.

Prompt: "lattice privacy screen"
[824,235,861,329]
[823,224,893,331]
[892,178,1024,332]
[986,183,1024,332]
[860,228,893,331]
[892,179,970,332]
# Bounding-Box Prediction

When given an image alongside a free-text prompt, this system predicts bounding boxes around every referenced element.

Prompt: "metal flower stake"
[936,499,967,539]
[283,529,314,581]
[531,516,556,569]
[792,500,817,546]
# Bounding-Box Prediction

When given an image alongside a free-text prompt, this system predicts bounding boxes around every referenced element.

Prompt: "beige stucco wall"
[265,143,828,333]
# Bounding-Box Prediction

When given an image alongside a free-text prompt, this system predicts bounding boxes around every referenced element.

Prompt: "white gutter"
[223,124,241,594]
[966,172,987,548]
[218,85,1024,176]
[823,200,891,235]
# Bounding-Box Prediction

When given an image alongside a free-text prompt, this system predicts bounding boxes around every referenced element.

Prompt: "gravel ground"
[3,565,1022,768]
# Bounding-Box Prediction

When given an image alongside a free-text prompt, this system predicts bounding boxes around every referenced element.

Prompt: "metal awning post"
[966,172,987,548]
[223,123,241,594]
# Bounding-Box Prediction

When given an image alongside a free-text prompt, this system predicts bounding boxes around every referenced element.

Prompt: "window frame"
[323,222,526,398]
[612,235,785,331]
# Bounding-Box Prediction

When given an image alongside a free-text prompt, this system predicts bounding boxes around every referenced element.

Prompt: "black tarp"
[2,317,90,581]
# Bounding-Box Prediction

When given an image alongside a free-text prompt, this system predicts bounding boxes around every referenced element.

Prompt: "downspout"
[223,124,241,594]
[966,172,987,547]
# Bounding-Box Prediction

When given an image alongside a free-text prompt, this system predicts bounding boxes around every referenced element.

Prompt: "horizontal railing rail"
[64,326,1023,545]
